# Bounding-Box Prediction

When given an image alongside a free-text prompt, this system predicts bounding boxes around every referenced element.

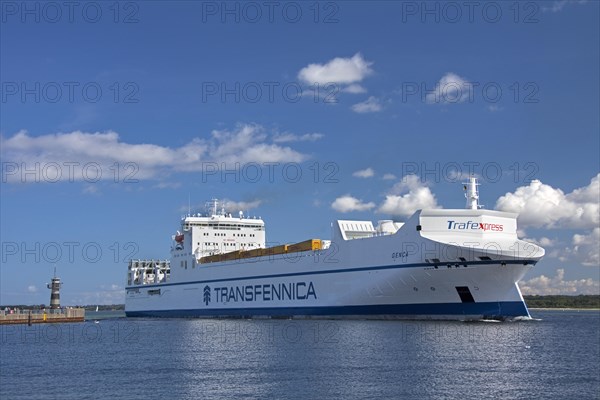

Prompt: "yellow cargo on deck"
[199,239,322,264]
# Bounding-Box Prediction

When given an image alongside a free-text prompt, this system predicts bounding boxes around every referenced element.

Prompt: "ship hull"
[126,302,529,320]
[125,208,544,321]
[125,258,534,320]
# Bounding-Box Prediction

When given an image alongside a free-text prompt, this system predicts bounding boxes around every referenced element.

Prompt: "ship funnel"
[463,176,481,210]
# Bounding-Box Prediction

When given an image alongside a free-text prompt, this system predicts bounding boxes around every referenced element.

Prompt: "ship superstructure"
[126,179,544,320]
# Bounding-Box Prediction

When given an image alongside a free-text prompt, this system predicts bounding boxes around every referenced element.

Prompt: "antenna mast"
[463,176,481,210]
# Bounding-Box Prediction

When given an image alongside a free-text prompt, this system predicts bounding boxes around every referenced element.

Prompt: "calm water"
[1,310,598,400]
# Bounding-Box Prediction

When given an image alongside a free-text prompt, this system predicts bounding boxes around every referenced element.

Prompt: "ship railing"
[346,231,394,240]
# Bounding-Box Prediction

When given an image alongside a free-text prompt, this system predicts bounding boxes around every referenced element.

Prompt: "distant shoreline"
[523,295,599,309]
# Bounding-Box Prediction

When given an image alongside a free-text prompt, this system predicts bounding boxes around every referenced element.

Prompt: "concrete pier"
[0,308,85,325]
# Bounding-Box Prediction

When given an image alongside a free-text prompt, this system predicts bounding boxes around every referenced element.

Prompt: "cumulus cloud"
[343,84,367,94]
[521,233,599,268]
[426,72,473,104]
[183,199,263,215]
[498,176,599,269]
[272,132,324,143]
[331,195,375,213]
[519,269,599,295]
[378,175,440,217]
[495,174,599,229]
[209,125,306,164]
[1,124,308,183]
[298,53,374,86]
[382,173,397,180]
[353,168,375,178]
[351,96,383,113]
[27,285,37,293]
[572,228,600,267]
[524,236,557,248]
[222,199,263,213]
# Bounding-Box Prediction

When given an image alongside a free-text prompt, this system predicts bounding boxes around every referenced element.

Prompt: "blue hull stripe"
[126,301,529,318]
[126,259,537,290]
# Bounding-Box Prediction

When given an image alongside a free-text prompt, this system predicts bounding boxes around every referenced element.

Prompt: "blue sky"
[1,0,598,305]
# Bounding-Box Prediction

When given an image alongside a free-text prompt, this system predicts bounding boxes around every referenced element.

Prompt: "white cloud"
[184,199,263,215]
[1,124,308,183]
[298,53,373,85]
[426,72,473,104]
[353,168,375,178]
[534,237,557,247]
[572,228,600,267]
[542,0,588,13]
[446,169,481,182]
[495,174,600,229]
[378,175,440,216]
[532,225,598,269]
[343,84,367,94]
[519,268,599,295]
[82,185,99,195]
[331,195,375,213]
[209,125,306,164]
[521,234,557,248]
[351,96,383,113]
[382,173,397,180]
[272,132,324,143]
[496,174,600,266]
[222,199,263,213]
[487,105,503,112]
[27,285,37,293]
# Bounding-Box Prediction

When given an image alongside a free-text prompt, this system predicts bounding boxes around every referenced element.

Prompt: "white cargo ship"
[125,178,544,320]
